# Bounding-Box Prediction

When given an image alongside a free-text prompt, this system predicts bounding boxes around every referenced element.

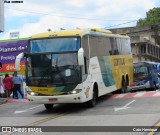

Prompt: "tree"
[136,7,160,26]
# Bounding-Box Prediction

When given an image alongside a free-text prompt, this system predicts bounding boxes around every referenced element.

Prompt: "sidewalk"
[0,97,28,104]
[0,98,8,105]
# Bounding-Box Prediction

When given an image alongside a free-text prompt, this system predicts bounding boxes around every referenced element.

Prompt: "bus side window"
[82,35,89,74]
[109,50,112,55]
[109,49,119,55]
[114,49,119,55]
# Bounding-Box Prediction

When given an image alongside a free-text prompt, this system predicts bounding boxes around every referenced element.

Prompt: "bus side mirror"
[78,48,84,66]
[15,53,24,71]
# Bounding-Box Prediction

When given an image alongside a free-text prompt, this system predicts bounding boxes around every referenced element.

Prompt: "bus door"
[150,65,158,87]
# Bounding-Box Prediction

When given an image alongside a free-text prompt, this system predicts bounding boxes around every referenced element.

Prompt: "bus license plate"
[49,98,58,102]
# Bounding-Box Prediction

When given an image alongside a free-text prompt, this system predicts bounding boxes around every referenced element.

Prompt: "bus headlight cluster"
[27,91,38,96]
[67,89,82,94]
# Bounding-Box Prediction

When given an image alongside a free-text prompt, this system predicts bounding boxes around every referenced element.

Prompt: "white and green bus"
[16,28,133,110]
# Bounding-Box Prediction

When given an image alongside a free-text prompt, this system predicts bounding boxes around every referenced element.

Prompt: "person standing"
[11,73,16,99]
[12,71,24,99]
[3,73,12,98]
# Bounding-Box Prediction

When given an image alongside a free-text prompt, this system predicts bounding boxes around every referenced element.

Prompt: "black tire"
[125,83,129,93]
[86,87,97,107]
[121,79,128,93]
[126,75,129,86]
[44,104,54,111]
[153,82,157,91]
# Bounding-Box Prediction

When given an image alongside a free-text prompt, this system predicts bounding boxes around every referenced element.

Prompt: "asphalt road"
[0,90,160,135]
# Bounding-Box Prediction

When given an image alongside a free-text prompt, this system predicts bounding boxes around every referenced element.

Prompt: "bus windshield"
[134,66,148,81]
[26,37,81,86]
[29,37,80,53]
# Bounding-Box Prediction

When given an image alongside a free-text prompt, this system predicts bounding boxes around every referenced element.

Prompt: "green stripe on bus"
[53,86,65,92]
[98,56,115,87]
[53,84,77,92]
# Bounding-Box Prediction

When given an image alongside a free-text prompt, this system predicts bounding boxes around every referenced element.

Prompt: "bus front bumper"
[27,93,84,104]
[128,81,150,91]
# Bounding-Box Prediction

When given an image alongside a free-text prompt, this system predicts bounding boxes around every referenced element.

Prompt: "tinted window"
[30,37,80,53]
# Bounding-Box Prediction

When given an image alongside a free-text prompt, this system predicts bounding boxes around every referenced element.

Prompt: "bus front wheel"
[44,104,54,111]
[153,82,157,91]
[86,87,97,107]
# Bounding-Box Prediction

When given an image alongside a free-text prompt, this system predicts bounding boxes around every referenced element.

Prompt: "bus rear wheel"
[44,104,54,111]
[121,79,128,93]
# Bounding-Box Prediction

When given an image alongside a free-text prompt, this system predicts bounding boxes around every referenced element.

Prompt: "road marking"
[2,113,66,135]
[14,105,43,114]
[114,99,136,111]
[153,91,160,96]
[115,93,127,98]
[134,92,146,97]
[27,113,66,126]
[148,121,160,135]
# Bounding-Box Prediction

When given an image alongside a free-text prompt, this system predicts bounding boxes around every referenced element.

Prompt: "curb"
[7,98,28,103]
[0,98,28,104]
[0,98,8,105]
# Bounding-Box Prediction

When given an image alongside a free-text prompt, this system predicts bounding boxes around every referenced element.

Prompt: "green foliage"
[136,7,160,26]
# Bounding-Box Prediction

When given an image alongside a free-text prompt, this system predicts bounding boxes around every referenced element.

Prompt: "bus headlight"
[27,91,38,96]
[67,89,82,94]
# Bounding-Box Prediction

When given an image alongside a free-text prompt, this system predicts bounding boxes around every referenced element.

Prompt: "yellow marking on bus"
[29,86,65,95]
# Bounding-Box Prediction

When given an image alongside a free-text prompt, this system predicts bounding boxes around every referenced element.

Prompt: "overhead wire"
[4,6,139,22]
[104,20,138,29]
[105,14,160,29]
[5,5,159,30]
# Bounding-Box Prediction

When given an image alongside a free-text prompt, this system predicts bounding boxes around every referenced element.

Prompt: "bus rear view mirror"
[78,48,84,66]
[15,52,24,71]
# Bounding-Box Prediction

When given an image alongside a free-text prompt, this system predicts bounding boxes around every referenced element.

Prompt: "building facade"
[110,25,160,62]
